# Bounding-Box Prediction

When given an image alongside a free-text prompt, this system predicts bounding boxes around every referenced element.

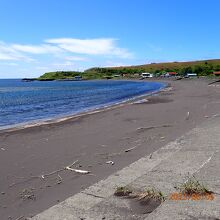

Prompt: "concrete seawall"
[32,115,220,220]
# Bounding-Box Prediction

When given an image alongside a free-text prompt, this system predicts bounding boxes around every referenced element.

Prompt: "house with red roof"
[213,71,220,76]
[165,72,177,77]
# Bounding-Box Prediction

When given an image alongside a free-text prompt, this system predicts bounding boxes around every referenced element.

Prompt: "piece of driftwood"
[106,161,114,165]
[40,160,79,179]
[15,216,24,220]
[208,79,220,85]
[124,146,137,152]
[65,166,90,174]
[137,124,172,132]
[10,160,90,187]
[185,111,190,120]
[40,160,90,177]
[41,167,65,179]
[56,174,62,184]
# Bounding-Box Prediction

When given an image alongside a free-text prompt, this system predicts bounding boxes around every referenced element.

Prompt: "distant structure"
[113,74,121,78]
[74,76,82,80]
[186,73,197,78]
[213,71,220,76]
[141,73,153,78]
[166,72,177,77]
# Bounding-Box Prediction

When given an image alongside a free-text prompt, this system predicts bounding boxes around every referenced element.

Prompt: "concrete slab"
[32,117,220,220]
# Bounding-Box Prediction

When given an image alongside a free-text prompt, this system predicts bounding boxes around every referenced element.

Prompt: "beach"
[0,78,220,220]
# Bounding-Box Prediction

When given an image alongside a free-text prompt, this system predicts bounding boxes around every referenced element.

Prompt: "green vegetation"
[175,176,212,195]
[37,70,117,80]
[38,71,82,80]
[137,188,166,202]
[114,186,133,197]
[38,59,220,80]
[86,59,220,77]
[114,186,166,202]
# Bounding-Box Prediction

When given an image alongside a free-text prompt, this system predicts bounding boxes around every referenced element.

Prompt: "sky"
[0,0,220,78]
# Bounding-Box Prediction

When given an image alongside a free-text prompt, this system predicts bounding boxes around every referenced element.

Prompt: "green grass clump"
[137,188,166,202]
[175,176,212,195]
[114,186,133,197]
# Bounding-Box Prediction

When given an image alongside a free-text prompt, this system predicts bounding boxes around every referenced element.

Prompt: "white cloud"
[0,41,33,61]
[0,38,133,62]
[0,62,18,66]
[52,61,74,66]
[36,66,51,70]
[11,44,62,54]
[46,38,133,58]
[0,38,134,77]
[104,60,129,67]
[64,56,87,61]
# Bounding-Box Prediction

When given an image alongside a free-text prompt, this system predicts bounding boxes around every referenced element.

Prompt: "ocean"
[0,79,166,129]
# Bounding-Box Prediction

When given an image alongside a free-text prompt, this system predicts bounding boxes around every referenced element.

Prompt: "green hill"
[38,59,220,80]
[38,71,82,80]
[85,59,220,76]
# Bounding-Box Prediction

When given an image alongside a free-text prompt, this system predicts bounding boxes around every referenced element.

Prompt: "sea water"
[0,79,166,129]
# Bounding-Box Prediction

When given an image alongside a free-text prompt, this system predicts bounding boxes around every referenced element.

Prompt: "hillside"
[85,59,220,76]
[38,59,220,80]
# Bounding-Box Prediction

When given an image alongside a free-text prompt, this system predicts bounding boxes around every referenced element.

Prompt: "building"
[186,73,197,77]
[213,71,220,76]
[141,73,153,78]
[113,74,121,78]
[166,72,177,77]
[74,76,82,80]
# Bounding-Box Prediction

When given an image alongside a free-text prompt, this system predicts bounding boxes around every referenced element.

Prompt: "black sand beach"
[0,78,220,220]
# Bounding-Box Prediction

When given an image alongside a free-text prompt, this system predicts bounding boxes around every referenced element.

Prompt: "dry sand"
[0,78,219,220]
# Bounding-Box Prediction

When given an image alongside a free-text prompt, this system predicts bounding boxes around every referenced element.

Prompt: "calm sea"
[0,79,165,129]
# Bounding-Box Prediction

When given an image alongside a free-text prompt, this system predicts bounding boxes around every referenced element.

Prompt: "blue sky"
[0,0,220,78]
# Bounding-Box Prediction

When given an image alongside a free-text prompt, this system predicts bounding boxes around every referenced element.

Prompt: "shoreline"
[0,78,219,220]
[0,80,168,134]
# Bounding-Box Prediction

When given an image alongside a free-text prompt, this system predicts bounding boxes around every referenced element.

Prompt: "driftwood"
[41,168,65,179]
[40,160,90,178]
[185,111,190,120]
[106,161,114,165]
[15,216,24,220]
[65,166,90,174]
[56,174,62,184]
[137,124,172,132]
[124,146,137,152]
[9,160,90,188]
[208,79,220,85]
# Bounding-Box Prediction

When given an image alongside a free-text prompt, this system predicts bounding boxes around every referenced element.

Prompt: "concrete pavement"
[32,116,220,220]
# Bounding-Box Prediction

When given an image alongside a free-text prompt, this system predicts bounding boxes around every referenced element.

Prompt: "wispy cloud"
[64,56,87,61]
[0,38,134,78]
[52,61,75,67]
[0,62,18,66]
[0,41,34,61]
[104,60,130,67]
[45,38,133,58]
[0,38,133,63]
[11,44,62,54]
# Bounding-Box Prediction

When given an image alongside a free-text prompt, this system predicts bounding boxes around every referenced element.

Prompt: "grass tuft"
[175,176,212,195]
[137,188,166,202]
[114,186,133,197]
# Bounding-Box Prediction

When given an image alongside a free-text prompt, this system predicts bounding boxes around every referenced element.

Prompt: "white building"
[141,73,153,78]
[186,73,197,77]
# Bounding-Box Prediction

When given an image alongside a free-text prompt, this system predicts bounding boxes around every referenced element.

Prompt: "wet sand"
[0,78,220,220]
